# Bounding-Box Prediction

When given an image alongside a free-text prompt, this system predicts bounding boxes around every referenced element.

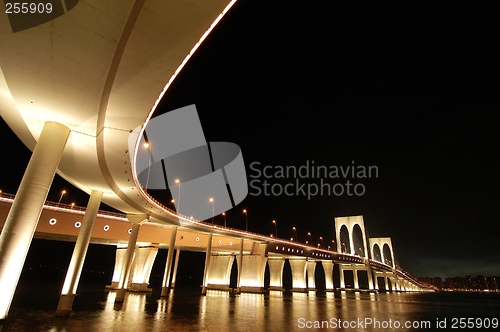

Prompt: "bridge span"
[0,0,430,321]
[1,192,430,317]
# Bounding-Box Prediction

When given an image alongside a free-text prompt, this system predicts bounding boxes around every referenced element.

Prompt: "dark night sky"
[1,1,499,280]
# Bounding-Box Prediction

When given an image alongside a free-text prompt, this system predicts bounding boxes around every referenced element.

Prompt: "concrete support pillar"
[397,279,402,291]
[55,190,102,317]
[366,264,374,290]
[108,247,127,289]
[373,274,379,290]
[115,220,142,303]
[384,274,389,291]
[306,261,316,290]
[236,238,244,293]
[129,246,158,291]
[321,261,334,291]
[205,255,234,290]
[161,227,177,296]
[339,265,345,289]
[390,277,397,291]
[268,259,285,290]
[201,234,213,295]
[239,244,267,293]
[0,121,70,321]
[289,259,307,292]
[239,255,267,292]
[170,249,181,288]
[353,266,359,289]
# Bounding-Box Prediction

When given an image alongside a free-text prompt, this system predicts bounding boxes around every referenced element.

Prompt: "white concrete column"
[108,247,127,289]
[289,259,307,292]
[339,265,345,289]
[373,274,379,290]
[384,274,389,291]
[115,220,142,303]
[321,261,334,291]
[161,227,177,296]
[306,261,316,290]
[0,121,70,321]
[394,276,401,291]
[170,249,181,288]
[205,255,234,290]
[268,259,285,290]
[55,190,102,317]
[239,256,267,292]
[129,246,158,291]
[239,244,267,293]
[236,238,244,293]
[366,262,375,290]
[201,234,213,295]
[353,265,359,289]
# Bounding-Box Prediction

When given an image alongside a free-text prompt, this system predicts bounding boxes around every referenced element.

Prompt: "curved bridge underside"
[0,0,235,229]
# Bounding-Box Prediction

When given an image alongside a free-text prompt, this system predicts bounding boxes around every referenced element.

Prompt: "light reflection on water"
[2,286,500,331]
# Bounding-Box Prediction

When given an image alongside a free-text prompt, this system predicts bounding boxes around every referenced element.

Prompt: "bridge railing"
[2,191,430,288]
[0,192,127,220]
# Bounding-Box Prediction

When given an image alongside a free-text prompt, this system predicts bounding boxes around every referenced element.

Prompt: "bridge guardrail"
[2,191,430,289]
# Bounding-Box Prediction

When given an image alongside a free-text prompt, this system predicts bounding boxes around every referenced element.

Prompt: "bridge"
[0,0,430,321]
[0,191,430,314]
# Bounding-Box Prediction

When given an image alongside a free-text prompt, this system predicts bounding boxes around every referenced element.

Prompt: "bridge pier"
[108,246,127,289]
[366,263,375,290]
[201,234,213,295]
[129,245,158,292]
[161,227,177,296]
[55,190,102,317]
[384,274,390,291]
[268,258,285,291]
[321,261,334,291]
[339,264,345,288]
[205,254,234,290]
[289,258,307,292]
[236,238,244,293]
[306,260,316,291]
[0,121,70,321]
[115,215,148,303]
[389,275,399,292]
[170,249,181,288]
[353,265,359,289]
[238,243,267,293]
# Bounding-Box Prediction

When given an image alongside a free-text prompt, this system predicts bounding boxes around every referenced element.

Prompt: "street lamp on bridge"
[319,236,324,248]
[307,232,312,245]
[209,198,214,223]
[222,212,226,227]
[174,179,180,212]
[243,209,248,231]
[272,220,277,238]
[58,190,66,205]
[292,226,298,242]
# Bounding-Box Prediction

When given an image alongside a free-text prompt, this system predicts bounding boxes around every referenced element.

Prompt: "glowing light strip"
[131,0,238,206]
[0,196,127,221]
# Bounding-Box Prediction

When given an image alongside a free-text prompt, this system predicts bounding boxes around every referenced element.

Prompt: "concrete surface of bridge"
[0,0,430,321]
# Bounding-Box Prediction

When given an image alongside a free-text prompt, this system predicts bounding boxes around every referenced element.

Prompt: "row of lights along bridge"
[22,182,333,249]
